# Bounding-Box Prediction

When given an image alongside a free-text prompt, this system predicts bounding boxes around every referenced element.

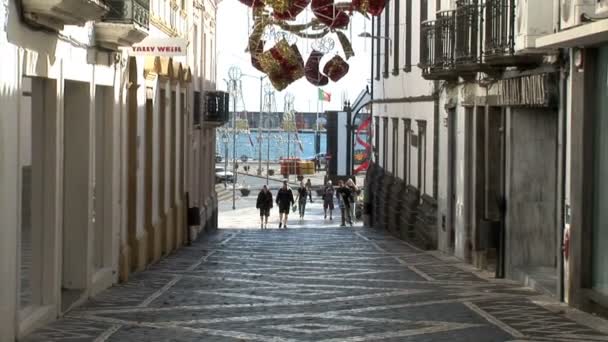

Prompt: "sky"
[216,0,373,113]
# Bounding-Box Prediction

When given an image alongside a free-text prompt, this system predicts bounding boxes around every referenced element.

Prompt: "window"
[383,6,390,78]
[375,17,381,81]
[374,117,380,162]
[421,0,428,22]
[417,120,427,193]
[404,0,412,72]
[392,118,398,174]
[393,0,400,76]
[403,119,411,183]
[382,117,388,169]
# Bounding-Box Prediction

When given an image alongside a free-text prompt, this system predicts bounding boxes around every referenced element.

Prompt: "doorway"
[447,108,457,251]
[19,77,58,317]
[62,80,91,312]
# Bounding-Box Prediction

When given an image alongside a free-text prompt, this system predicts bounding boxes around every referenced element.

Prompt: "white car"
[215,166,234,183]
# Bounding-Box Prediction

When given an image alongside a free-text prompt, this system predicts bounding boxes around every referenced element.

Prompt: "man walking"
[295,182,308,219]
[323,180,335,220]
[336,180,353,227]
[256,185,273,229]
[276,180,294,228]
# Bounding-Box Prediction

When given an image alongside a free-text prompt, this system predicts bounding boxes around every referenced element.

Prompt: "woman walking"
[276,180,294,228]
[346,178,359,222]
[305,178,313,202]
[295,182,308,219]
[336,180,353,227]
[256,185,273,229]
[323,180,335,220]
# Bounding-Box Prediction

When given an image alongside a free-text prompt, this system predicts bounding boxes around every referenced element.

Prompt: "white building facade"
[418,0,563,295]
[366,0,440,249]
[534,0,608,318]
[0,0,219,340]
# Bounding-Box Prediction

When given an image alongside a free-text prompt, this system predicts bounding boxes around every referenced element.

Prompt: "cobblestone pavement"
[23,205,608,341]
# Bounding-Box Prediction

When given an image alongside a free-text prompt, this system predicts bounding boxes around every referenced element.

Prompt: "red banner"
[353,116,372,174]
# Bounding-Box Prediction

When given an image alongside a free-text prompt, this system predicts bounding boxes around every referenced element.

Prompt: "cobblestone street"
[24,200,608,341]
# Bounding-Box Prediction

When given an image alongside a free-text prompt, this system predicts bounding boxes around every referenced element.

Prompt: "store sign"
[131,37,187,56]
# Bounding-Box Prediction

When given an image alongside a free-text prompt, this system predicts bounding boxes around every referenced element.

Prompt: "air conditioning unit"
[597,0,608,15]
[561,0,595,29]
[514,0,555,52]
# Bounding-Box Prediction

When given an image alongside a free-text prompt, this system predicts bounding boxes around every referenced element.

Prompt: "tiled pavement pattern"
[23,227,608,342]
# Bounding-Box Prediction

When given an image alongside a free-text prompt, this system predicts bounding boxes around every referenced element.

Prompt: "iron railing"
[419,20,437,71]
[420,11,455,77]
[103,0,150,29]
[484,0,514,58]
[204,91,230,123]
[454,0,481,65]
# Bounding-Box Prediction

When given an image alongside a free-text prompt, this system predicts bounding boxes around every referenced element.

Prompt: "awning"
[536,19,608,48]
[143,56,191,83]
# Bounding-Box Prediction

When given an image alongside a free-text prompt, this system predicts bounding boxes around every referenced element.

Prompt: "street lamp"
[228,66,242,210]
[358,32,392,55]
[222,132,229,189]
[240,73,268,176]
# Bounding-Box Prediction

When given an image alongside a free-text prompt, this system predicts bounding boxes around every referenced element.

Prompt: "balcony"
[95,0,150,50]
[483,0,543,66]
[454,0,482,74]
[419,11,456,80]
[203,91,230,126]
[21,0,109,31]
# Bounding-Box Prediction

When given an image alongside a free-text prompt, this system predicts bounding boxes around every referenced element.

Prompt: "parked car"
[215,166,234,183]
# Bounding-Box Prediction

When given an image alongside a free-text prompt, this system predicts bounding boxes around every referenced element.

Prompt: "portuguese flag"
[318,88,331,102]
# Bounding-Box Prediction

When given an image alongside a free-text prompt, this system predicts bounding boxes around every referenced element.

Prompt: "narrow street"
[23,197,608,341]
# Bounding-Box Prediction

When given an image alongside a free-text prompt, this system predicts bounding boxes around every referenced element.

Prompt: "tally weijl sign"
[130,37,188,56]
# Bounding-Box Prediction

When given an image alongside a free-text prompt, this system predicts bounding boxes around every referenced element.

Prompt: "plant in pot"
[268,169,275,176]
[240,186,251,196]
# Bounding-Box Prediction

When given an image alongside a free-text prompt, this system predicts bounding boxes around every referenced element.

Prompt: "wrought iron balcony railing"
[103,0,150,29]
[419,11,456,79]
[204,91,230,124]
[454,0,481,66]
[484,0,514,59]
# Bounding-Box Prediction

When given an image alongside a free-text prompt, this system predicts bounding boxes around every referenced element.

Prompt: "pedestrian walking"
[323,180,335,220]
[255,185,273,229]
[336,180,353,227]
[346,178,359,222]
[295,182,308,219]
[276,180,294,228]
[305,178,313,202]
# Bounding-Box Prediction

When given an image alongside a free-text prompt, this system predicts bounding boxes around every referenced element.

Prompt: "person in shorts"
[275,180,294,228]
[323,180,335,220]
[256,185,273,229]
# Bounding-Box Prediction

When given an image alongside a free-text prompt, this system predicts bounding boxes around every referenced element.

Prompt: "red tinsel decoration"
[311,0,350,29]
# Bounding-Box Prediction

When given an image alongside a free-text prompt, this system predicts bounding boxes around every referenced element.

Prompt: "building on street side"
[0,0,221,340]
[534,0,608,318]
[366,0,440,250]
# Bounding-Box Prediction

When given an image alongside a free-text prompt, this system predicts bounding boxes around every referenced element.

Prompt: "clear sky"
[216,0,373,113]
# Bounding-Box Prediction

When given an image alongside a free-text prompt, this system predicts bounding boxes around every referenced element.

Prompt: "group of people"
[255,178,359,229]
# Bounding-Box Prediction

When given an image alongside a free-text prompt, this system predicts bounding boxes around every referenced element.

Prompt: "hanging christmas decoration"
[257,39,305,91]
[304,50,329,86]
[240,0,384,90]
[323,55,349,82]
